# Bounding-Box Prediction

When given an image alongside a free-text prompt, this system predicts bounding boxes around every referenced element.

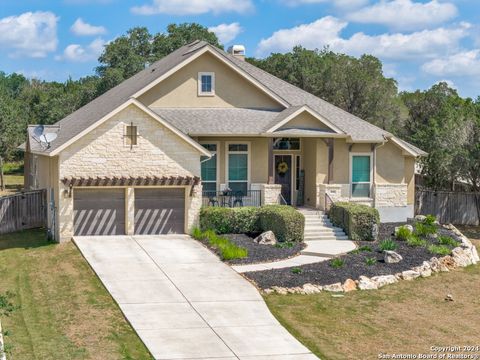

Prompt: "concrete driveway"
[74,235,317,360]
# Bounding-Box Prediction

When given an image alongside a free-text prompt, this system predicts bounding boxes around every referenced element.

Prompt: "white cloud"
[0,11,58,58]
[256,16,470,60]
[346,0,458,31]
[283,0,368,8]
[71,18,106,36]
[131,0,253,15]
[422,50,480,76]
[208,23,242,44]
[56,38,106,62]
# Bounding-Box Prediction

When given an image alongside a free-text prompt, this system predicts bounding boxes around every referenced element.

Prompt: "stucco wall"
[139,52,283,110]
[376,141,405,183]
[279,111,332,130]
[404,156,415,205]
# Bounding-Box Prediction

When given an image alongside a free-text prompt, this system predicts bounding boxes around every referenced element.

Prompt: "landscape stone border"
[0,320,6,360]
[264,224,479,295]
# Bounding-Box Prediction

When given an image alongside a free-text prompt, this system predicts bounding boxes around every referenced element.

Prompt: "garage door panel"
[134,188,185,235]
[74,189,125,236]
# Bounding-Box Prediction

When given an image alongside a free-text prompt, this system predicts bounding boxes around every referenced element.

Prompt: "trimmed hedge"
[199,207,261,234]
[330,202,379,241]
[258,205,305,242]
[200,205,305,242]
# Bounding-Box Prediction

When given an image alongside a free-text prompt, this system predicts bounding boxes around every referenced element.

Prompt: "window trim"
[225,141,251,192]
[200,141,220,192]
[272,137,302,152]
[349,153,373,198]
[295,155,301,191]
[198,72,215,96]
[124,124,139,147]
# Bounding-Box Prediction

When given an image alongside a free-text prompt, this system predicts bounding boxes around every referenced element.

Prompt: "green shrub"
[423,214,437,226]
[438,235,458,247]
[358,245,373,252]
[258,205,305,242]
[199,207,261,234]
[379,239,397,251]
[428,244,452,256]
[414,222,437,237]
[365,257,377,266]
[291,267,303,274]
[275,241,295,249]
[396,226,412,241]
[330,202,380,241]
[1,161,23,175]
[191,227,203,240]
[406,235,427,247]
[330,258,345,268]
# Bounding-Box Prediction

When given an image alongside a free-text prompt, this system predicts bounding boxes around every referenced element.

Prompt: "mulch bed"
[244,222,463,289]
[222,234,306,265]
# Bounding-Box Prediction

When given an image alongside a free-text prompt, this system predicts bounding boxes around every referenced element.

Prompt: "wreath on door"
[277,161,289,175]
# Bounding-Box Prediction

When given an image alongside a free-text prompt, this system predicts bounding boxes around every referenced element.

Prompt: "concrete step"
[304,232,346,237]
[305,221,333,227]
[304,225,343,231]
[304,236,350,241]
[304,228,345,234]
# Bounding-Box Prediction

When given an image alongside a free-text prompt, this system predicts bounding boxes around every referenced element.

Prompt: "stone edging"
[0,320,6,360]
[263,224,479,295]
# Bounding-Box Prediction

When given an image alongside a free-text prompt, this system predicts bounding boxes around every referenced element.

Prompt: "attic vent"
[227,45,246,61]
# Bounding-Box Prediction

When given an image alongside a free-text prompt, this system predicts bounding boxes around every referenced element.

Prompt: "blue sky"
[1,0,479,98]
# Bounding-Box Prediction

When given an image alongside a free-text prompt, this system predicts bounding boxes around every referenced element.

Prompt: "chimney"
[227,45,246,61]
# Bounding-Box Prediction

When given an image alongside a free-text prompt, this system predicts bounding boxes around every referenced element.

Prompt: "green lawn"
[0,229,153,360]
[265,241,480,360]
[0,174,24,196]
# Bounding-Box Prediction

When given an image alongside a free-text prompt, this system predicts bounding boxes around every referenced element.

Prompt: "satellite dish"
[33,125,44,140]
[40,133,58,149]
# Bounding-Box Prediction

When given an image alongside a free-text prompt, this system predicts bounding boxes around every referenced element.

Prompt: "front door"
[274,155,292,205]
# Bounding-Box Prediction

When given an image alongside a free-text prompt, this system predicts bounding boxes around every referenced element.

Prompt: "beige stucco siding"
[59,104,200,179]
[139,52,283,110]
[279,111,332,130]
[376,141,405,183]
[404,157,415,205]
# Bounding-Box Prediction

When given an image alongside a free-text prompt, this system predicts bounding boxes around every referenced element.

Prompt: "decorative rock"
[342,279,357,292]
[358,276,378,290]
[438,256,455,272]
[264,288,274,294]
[415,215,426,222]
[414,261,432,278]
[394,224,413,235]
[428,257,440,273]
[323,283,344,292]
[272,286,288,295]
[445,294,454,302]
[371,275,397,288]
[443,223,455,230]
[254,231,277,245]
[384,250,403,264]
[401,270,420,281]
[451,247,473,267]
[394,273,402,281]
[302,283,322,294]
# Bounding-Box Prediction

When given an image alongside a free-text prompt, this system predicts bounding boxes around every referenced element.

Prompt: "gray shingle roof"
[30,39,424,156]
[153,108,280,134]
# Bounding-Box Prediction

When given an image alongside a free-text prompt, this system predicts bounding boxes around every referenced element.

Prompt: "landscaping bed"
[222,234,305,265]
[245,218,469,289]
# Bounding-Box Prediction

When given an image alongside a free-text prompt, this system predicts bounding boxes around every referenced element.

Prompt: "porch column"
[267,138,274,184]
[327,138,334,184]
[126,187,134,235]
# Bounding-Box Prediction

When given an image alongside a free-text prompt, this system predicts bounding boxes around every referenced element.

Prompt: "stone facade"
[374,183,408,207]
[56,104,203,241]
[261,184,282,205]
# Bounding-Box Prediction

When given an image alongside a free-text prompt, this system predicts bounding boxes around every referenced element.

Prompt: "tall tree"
[249,47,405,133]
[96,23,222,93]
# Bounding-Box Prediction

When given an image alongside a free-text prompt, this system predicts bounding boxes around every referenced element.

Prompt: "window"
[201,144,217,193]
[273,138,300,150]
[351,155,372,198]
[198,72,215,96]
[227,143,249,195]
[125,124,138,147]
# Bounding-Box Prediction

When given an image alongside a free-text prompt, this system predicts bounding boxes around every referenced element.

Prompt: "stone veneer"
[57,104,203,241]
[374,183,408,207]
[261,184,282,205]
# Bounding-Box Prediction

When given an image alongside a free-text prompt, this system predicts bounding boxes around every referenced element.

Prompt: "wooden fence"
[415,189,480,225]
[0,189,47,235]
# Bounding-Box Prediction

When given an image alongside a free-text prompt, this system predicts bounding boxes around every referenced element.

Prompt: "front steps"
[298,208,349,241]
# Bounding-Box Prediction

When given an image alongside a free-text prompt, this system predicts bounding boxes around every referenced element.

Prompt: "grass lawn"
[0,174,24,196]
[265,242,480,360]
[0,229,153,360]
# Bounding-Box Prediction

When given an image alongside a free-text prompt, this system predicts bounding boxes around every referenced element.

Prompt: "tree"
[401,82,471,190]
[249,47,405,133]
[96,23,222,93]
